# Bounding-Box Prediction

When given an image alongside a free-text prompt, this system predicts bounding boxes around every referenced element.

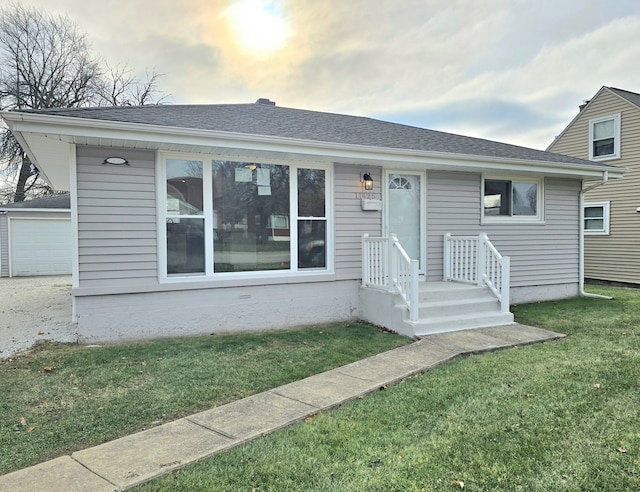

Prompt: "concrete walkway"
[0,323,565,491]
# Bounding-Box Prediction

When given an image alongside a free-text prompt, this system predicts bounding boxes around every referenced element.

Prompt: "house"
[0,99,623,342]
[548,86,640,286]
[0,193,72,277]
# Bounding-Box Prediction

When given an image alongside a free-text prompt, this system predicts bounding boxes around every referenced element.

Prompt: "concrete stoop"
[360,281,514,338]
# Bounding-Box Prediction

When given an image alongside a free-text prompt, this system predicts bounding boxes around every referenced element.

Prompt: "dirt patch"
[0,276,77,360]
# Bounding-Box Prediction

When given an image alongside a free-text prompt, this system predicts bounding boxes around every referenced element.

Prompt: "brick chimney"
[256,98,276,106]
[579,99,590,111]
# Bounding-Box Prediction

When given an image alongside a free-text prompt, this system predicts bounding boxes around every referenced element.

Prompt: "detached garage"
[0,194,72,277]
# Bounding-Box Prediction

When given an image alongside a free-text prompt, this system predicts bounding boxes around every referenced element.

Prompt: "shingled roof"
[18,100,612,168]
[0,193,70,209]
[608,87,640,109]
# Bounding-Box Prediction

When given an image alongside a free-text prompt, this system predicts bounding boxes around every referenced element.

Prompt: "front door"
[386,172,426,274]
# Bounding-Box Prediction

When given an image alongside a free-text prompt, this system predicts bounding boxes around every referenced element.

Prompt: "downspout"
[579,171,611,299]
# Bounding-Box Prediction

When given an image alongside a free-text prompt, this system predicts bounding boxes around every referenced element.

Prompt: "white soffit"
[20,133,72,190]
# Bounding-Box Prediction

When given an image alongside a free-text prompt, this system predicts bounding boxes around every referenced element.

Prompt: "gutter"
[579,171,611,299]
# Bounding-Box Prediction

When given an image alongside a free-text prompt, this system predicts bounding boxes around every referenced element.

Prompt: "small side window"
[584,201,610,235]
[589,115,620,161]
[483,177,542,222]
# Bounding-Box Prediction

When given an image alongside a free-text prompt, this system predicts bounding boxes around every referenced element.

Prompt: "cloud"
[365,11,640,149]
[268,0,509,111]
[14,0,640,149]
[378,98,551,138]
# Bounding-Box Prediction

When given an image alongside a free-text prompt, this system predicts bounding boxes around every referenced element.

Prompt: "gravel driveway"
[0,276,77,360]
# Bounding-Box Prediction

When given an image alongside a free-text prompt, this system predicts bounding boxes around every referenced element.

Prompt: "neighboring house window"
[482,177,543,222]
[584,201,610,235]
[589,114,620,161]
[161,155,330,278]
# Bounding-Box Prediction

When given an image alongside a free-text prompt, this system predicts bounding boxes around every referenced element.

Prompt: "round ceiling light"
[103,157,129,166]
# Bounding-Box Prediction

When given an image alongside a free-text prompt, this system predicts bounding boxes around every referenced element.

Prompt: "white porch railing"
[362,234,419,322]
[443,233,511,313]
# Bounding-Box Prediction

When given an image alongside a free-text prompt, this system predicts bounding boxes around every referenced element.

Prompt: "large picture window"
[483,177,543,222]
[161,155,330,278]
[212,161,291,272]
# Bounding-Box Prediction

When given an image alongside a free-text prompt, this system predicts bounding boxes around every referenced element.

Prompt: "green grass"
[138,285,640,491]
[0,322,409,475]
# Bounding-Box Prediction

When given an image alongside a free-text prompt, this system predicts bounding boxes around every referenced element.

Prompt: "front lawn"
[139,286,640,491]
[0,322,409,475]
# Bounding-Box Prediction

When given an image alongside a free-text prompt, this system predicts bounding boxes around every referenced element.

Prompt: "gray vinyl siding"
[549,90,640,285]
[75,154,377,292]
[334,164,382,280]
[76,146,158,288]
[0,214,7,277]
[426,171,580,287]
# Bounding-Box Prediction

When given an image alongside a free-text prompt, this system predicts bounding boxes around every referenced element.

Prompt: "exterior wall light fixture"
[362,172,373,191]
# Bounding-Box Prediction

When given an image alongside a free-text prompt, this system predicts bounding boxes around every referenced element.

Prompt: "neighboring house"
[0,100,623,342]
[0,194,72,277]
[548,86,640,286]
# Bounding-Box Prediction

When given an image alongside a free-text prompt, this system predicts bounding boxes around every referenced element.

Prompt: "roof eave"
[2,110,623,181]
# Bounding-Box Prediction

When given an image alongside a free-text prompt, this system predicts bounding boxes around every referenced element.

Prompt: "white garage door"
[10,218,72,276]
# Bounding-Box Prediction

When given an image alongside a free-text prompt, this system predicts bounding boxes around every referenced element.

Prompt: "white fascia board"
[2,111,625,180]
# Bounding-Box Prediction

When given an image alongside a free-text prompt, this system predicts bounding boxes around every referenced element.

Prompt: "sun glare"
[224,0,289,55]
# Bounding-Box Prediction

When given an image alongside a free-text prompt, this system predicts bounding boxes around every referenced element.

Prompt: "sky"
[12,0,640,150]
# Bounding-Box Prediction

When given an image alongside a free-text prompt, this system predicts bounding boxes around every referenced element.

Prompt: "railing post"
[443,233,451,280]
[501,255,510,313]
[477,233,487,287]
[410,259,419,321]
[389,234,397,292]
[362,234,369,287]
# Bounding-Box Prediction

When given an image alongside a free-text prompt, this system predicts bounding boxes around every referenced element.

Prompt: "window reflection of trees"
[297,169,326,269]
[513,183,537,216]
[165,159,328,275]
[212,161,290,272]
[298,168,325,217]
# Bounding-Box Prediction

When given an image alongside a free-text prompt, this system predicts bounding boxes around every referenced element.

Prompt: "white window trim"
[157,152,334,283]
[588,113,621,161]
[481,175,545,224]
[584,201,610,235]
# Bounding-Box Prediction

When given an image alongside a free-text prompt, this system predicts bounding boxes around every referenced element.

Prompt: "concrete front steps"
[410,281,514,337]
[359,281,514,338]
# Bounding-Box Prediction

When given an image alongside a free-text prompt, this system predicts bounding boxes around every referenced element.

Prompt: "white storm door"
[386,172,426,274]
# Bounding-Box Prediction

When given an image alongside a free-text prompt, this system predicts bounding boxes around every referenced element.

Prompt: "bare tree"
[0,3,101,201]
[0,3,167,203]
[95,63,167,107]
